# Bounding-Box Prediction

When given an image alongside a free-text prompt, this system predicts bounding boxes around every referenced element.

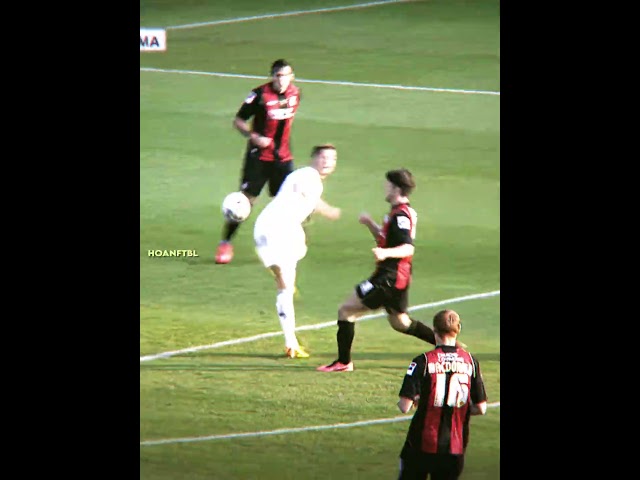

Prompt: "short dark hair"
[385,168,415,196]
[271,59,292,75]
[433,309,461,335]
[311,143,337,157]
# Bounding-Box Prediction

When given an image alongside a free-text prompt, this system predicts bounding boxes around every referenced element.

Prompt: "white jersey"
[256,166,323,227]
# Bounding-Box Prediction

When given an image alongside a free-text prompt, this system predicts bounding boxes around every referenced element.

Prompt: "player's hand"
[250,134,273,148]
[372,247,387,261]
[413,395,420,409]
[359,213,373,225]
[326,207,341,221]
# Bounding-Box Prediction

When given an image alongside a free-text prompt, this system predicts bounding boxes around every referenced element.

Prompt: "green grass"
[140,1,500,478]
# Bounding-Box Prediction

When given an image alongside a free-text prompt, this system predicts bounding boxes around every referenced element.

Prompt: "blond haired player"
[254,144,340,358]
[396,309,487,480]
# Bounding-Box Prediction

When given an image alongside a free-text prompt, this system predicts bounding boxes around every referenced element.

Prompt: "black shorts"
[240,148,294,198]
[398,453,465,480]
[355,274,409,314]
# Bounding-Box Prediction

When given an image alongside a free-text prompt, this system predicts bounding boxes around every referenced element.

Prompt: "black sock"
[223,221,241,242]
[337,320,355,364]
[406,318,436,345]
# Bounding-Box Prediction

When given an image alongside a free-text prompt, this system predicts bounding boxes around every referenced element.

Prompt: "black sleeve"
[387,212,413,246]
[398,354,426,400]
[235,87,262,120]
[469,354,488,404]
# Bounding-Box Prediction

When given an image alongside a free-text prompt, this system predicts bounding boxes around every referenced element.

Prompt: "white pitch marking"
[140,290,500,362]
[139,67,500,96]
[140,402,500,446]
[166,0,410,30]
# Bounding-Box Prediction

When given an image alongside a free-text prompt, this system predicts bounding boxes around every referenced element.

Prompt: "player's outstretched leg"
[388,314,436,345]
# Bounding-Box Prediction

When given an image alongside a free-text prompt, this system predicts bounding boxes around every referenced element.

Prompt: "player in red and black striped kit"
[318,169,459,372]
[396,309,487,480]
[216,59,301,264]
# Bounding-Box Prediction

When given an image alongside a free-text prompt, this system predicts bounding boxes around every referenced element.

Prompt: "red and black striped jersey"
[399,345,487,455]
[235,82,301,162]
[373,202,417,289]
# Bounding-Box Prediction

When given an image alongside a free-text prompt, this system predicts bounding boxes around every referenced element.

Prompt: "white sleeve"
[297,170,323,200]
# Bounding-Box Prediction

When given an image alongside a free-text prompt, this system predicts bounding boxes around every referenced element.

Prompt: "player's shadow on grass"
[140,351,319,372]
[140,362,314,372]
[190,351,289,360]
[352,352,500,363]
[183,256,261,267]
[140,358,316,372]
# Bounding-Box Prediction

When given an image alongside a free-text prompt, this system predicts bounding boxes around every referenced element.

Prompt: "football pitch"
[140,1,500,478]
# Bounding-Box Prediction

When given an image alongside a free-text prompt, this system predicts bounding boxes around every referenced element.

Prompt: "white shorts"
[253,222,307,269]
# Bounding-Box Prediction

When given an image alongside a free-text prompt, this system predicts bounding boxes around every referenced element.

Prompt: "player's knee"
[388,313,411,332]
[270,264,281,275]
[338,304,358,322]
[269,265,286,290]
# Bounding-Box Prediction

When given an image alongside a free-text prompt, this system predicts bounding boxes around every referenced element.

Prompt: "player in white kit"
[254,144,341,358]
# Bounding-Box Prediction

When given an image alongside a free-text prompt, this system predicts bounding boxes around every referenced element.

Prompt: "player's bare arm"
[469,400,487,416]
[372,243,415,262]
[232,117,272,148]
[359,213,382,240]
[314,198,341,220]
[397,395,419,414]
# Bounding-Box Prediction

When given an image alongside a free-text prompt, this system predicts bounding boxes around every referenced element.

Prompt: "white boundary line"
[139,67,500,96]
[140,402,500,446]
[140,290,500,362]
[166,0,409,30]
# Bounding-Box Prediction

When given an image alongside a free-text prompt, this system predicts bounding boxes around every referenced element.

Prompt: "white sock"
[276,288,298,349]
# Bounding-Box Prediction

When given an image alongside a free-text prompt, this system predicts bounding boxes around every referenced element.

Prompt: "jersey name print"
[399,346,487,456]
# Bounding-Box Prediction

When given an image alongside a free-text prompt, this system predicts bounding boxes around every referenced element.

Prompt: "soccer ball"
[222,191,251,223]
